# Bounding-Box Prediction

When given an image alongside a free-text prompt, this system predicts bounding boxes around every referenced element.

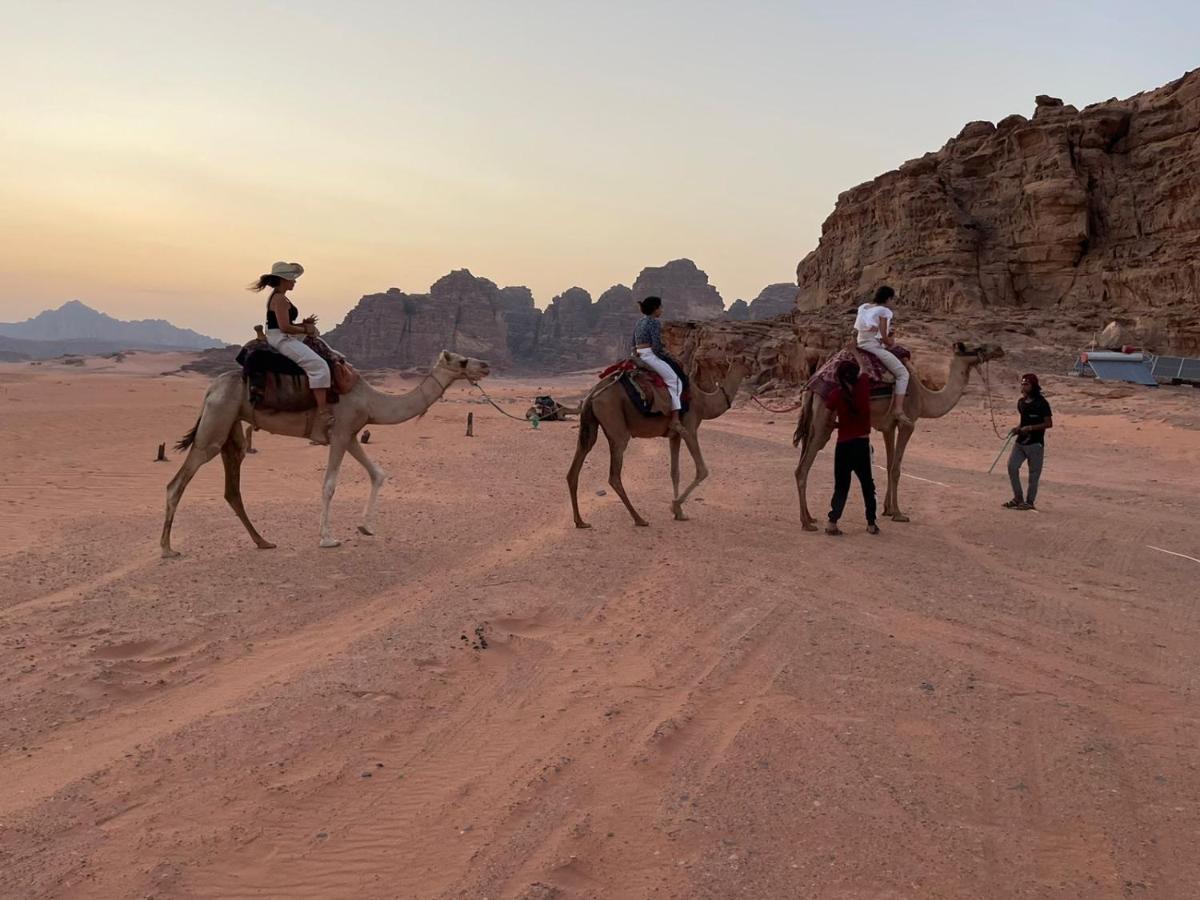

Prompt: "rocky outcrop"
[632,259,725,320]
[725,299,751,321]
[745,283,798,320]
[323,269,512,370]
[795,68,1200,352]
[497,286,540,359]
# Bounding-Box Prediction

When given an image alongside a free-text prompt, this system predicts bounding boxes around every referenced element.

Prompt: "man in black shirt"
[1004,373,1053,510]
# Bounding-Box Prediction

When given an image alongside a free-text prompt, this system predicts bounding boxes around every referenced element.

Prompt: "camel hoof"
[161,549,181,559]
[891,513,910,523]
[357,525,375,536]
[575,521,592,530]
[634,520,650,527]
[256,541,277,550]
[319,538,342,549]
[802,523,818,532]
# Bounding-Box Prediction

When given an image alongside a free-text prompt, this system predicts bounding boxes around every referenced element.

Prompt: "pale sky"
[1,1,1196,341]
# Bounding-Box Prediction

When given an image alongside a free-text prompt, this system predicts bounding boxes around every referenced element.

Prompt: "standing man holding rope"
[1004,373,1053,511]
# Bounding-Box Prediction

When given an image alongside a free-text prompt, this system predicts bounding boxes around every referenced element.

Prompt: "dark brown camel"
[567,360,750,528]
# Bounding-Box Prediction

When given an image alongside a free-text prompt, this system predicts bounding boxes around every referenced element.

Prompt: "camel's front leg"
[319,437,351,548]
[346,436,387,536]
[672,428,708,520]
[889,423,916,522]
[669,433,686,519]
[880,426,898,517]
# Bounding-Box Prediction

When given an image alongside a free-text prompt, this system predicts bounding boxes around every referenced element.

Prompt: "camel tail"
[174,417,201,452]
[792,390,815,450]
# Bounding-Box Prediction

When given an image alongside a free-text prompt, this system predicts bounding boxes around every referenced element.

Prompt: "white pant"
[266,329,332,389]
[858,339,909,395]
[636,348,682,411]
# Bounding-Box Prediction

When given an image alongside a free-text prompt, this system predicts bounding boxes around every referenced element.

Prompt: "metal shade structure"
[1077,351,1159,386]
[1151,355,1200,385]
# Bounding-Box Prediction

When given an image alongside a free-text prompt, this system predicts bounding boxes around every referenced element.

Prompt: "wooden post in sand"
[466,413,474,437]
[155,442,166,462]
[245,423,256,454]
[361,429,371,444]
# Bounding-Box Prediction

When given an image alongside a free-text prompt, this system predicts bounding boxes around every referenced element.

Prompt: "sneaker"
[866,523,880,535]
[825,521,843,536]
[1002,499,1024,509]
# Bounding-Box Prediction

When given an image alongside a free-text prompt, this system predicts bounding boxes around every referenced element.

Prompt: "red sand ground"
[1,353,1198,899]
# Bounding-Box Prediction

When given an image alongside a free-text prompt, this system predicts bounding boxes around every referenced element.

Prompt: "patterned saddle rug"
[807,344,912,403]
[235,336,359,412]
[597,357,690,417]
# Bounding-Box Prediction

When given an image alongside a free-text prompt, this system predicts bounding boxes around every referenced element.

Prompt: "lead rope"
[981,359,1005,439]
[471,381,537,423]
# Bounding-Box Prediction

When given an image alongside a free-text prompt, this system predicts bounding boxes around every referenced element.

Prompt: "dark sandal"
[825,522,843,536]
[1002,499,1024,509]
[866,523,880,535]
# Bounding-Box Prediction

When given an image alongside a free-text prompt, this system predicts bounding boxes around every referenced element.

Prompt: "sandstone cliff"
[795,68,1200,352]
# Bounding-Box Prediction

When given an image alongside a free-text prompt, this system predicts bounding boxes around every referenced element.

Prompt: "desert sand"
[1,352,1198,899]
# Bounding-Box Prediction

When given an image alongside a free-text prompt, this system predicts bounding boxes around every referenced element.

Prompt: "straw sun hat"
[265,261,304,281]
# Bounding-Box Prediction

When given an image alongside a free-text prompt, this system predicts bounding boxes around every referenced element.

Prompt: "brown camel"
[567,359,750,528]
[162,350,490,557]
[792,341,1004,531]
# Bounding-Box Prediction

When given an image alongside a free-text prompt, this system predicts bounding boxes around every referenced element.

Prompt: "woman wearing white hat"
[250,261,334,433]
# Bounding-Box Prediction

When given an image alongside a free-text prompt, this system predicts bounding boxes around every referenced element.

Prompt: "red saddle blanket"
[807,345,912,402]
[597,358,689,416]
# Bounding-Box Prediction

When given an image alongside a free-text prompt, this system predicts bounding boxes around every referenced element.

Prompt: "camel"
[162,350,490,557]
[792,341,1004,531]
[567,359,750,528]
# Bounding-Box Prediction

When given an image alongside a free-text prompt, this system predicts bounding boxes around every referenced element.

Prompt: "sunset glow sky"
[1,1,1197,340]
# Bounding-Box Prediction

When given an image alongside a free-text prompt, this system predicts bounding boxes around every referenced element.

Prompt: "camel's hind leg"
[221,423,275,550]
[567,404,601,528]
[672,429,708,521]
[161,408,240,558]
[606,433,647,527]
[347,436,387,536]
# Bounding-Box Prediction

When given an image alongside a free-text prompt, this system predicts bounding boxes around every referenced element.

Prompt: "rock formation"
[632,259,725,320]
[323,269,512,370]
[725,299,751,321]
[794,67,1200,352]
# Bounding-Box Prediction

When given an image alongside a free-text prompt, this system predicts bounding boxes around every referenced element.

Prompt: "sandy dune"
[1,353,1198,899]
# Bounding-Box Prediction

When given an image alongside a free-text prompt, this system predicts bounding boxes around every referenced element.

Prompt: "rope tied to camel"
[980,359,1005,439]
[470,382,537,423]
[751,393,807,414]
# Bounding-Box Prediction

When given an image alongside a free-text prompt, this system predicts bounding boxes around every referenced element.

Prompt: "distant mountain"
[0,300,223,350]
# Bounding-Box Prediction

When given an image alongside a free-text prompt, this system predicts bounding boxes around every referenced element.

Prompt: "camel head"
[952,341,1005,367]
[435,350,491,383]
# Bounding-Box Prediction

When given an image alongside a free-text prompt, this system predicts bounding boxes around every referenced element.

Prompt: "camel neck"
[366,370,454,425]
[916,357,976,419]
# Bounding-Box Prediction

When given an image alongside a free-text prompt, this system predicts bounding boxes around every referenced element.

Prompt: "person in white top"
[854,285,913,427]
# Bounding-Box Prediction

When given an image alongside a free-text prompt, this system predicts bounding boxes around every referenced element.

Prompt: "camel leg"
[161,409,240,558]
[669,433,686,520]
[881,426,898,517]
[220,424,275,550]
[318,436,351,548]
[567,406,601,529]
[889,423,916,522]
[347,436,387,536]
[672,429,708,520]
[606,433,647,527]
[793,428,833,532]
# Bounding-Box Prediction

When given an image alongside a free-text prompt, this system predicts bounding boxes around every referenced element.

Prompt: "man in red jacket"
[826,359,879,535]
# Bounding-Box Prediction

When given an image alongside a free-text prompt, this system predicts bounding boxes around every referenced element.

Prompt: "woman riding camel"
[854,285,913,427]
[250,261,334,433]
[632,295,684,434]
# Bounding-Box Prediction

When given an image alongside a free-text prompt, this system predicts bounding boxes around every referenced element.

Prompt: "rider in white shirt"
[854,285,913,427]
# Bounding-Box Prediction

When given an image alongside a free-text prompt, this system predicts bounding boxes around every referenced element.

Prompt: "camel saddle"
[807,344,912,403]
[597,356,689,417]
[236,335,360,412]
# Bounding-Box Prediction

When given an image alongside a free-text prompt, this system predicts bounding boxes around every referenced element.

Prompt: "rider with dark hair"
[854,285,912,427]
[825,358,879,535]
[632,295,684,433]
[1004,373,1053,510]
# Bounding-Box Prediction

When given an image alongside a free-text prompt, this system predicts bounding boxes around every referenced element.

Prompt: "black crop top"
[266,295,299,330]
